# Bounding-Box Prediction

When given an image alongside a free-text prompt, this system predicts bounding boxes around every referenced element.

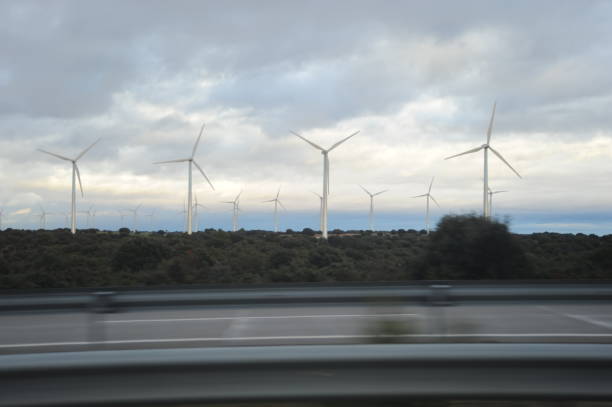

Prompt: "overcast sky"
[1,0,611,233]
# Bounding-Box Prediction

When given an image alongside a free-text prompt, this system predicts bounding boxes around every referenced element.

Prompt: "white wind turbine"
[263,187,286,233]
[444,102,521,218]
[412,177,440,234]
[117,210,127,228]
[126,204,142,232]
[359,185,388,231]
[154,123,214,235]
[145,209,156,230]
[194,194,207,232]
[222,191,242,232]
[37,206,54,229]
[488,188,508,217]
[312,192,323,232]
[291,130,359,239]
[37,138,100,234]
[78,205,94,228]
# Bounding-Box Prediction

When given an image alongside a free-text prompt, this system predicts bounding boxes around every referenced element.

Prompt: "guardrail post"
[428,284,451,339]
[88,291,116,348]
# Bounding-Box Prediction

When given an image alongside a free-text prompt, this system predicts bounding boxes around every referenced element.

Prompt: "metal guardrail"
[1,343,611,406]
[1,282,611,312]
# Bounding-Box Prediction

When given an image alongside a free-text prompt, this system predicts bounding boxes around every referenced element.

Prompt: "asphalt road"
[1,302,612,353]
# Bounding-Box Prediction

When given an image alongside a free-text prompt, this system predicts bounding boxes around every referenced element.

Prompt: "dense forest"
[0,215,611,289]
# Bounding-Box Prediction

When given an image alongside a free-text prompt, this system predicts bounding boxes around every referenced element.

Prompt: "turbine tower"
[154,123,214,235]
[444,102,521,218]
[291,130,359,239]
[359,185,388,231]
[263,187,286,233]
[412,177,440,234]
[312,192,323,232]
[222,191,242,232]
[37,138,100,234]
[488,188,508,217]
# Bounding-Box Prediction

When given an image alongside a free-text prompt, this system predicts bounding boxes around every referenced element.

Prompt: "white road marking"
[2,333,612,349]
[564,314,612,330]
[107,313,420,324]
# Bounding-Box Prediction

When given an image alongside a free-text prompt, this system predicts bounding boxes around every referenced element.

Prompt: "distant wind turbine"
[412,177,440,234]
[291,130,359,239]
[263,187,286,233]
[37,206,53,229]
[222,191,242,232]
[117,210,127,227]
[0,207,4,230]
[444,102,521,218]
[145,209,156,230]
[126,204,142,232]
[194,194,207,232]
[78,205,94,228]
[154,123,214,235]
[37,138,100,234]
[488,188,508,217]
[359,185,388,231]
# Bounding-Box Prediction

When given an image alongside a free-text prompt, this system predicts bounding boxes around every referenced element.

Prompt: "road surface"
[1,301,612,353]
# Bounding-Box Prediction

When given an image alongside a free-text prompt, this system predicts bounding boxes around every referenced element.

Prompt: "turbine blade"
[262,199,276,203]
[236,190,243,202]
[486,101,497,145]
[37,149,72,161]
[311,191,322,199]
[412,194,428,198]
[276,187,281,200]
[430,195,441,208]
[373,189,388,196]
[444,145,483,160]
[359,184,372,196]
[153,158,190,164]
[75,164,84,197]
[75,138,101,161]
[493,190,508,194]
[278,200,286,210]
[489,146,522,178]
[191,122,206,158]
[428,176,435,194]
[193,160,215,190]
[328,130,360,151]
[290,130,325,151]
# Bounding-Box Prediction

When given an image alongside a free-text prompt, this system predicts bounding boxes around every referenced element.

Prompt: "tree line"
[0,215,611,289]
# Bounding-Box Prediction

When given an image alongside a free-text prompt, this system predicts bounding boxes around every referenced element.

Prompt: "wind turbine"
[263,187,286,233]
[37,206,53,229]
[78,205,94,228]
[291,130,359,239]
[488,188,508,217]
[412,177,440,234]
[312,192,323,232]
[444,102,521,218]
[194,194,207,232]
[126,204,142,232]
[154,123,214,235]
[37,138,100,234]
[359,185,388,231]
[145,209,156,230]
[117,210,127,227]
[0,207,4,230]
[222,191,242,232]
[61,212,70,228]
